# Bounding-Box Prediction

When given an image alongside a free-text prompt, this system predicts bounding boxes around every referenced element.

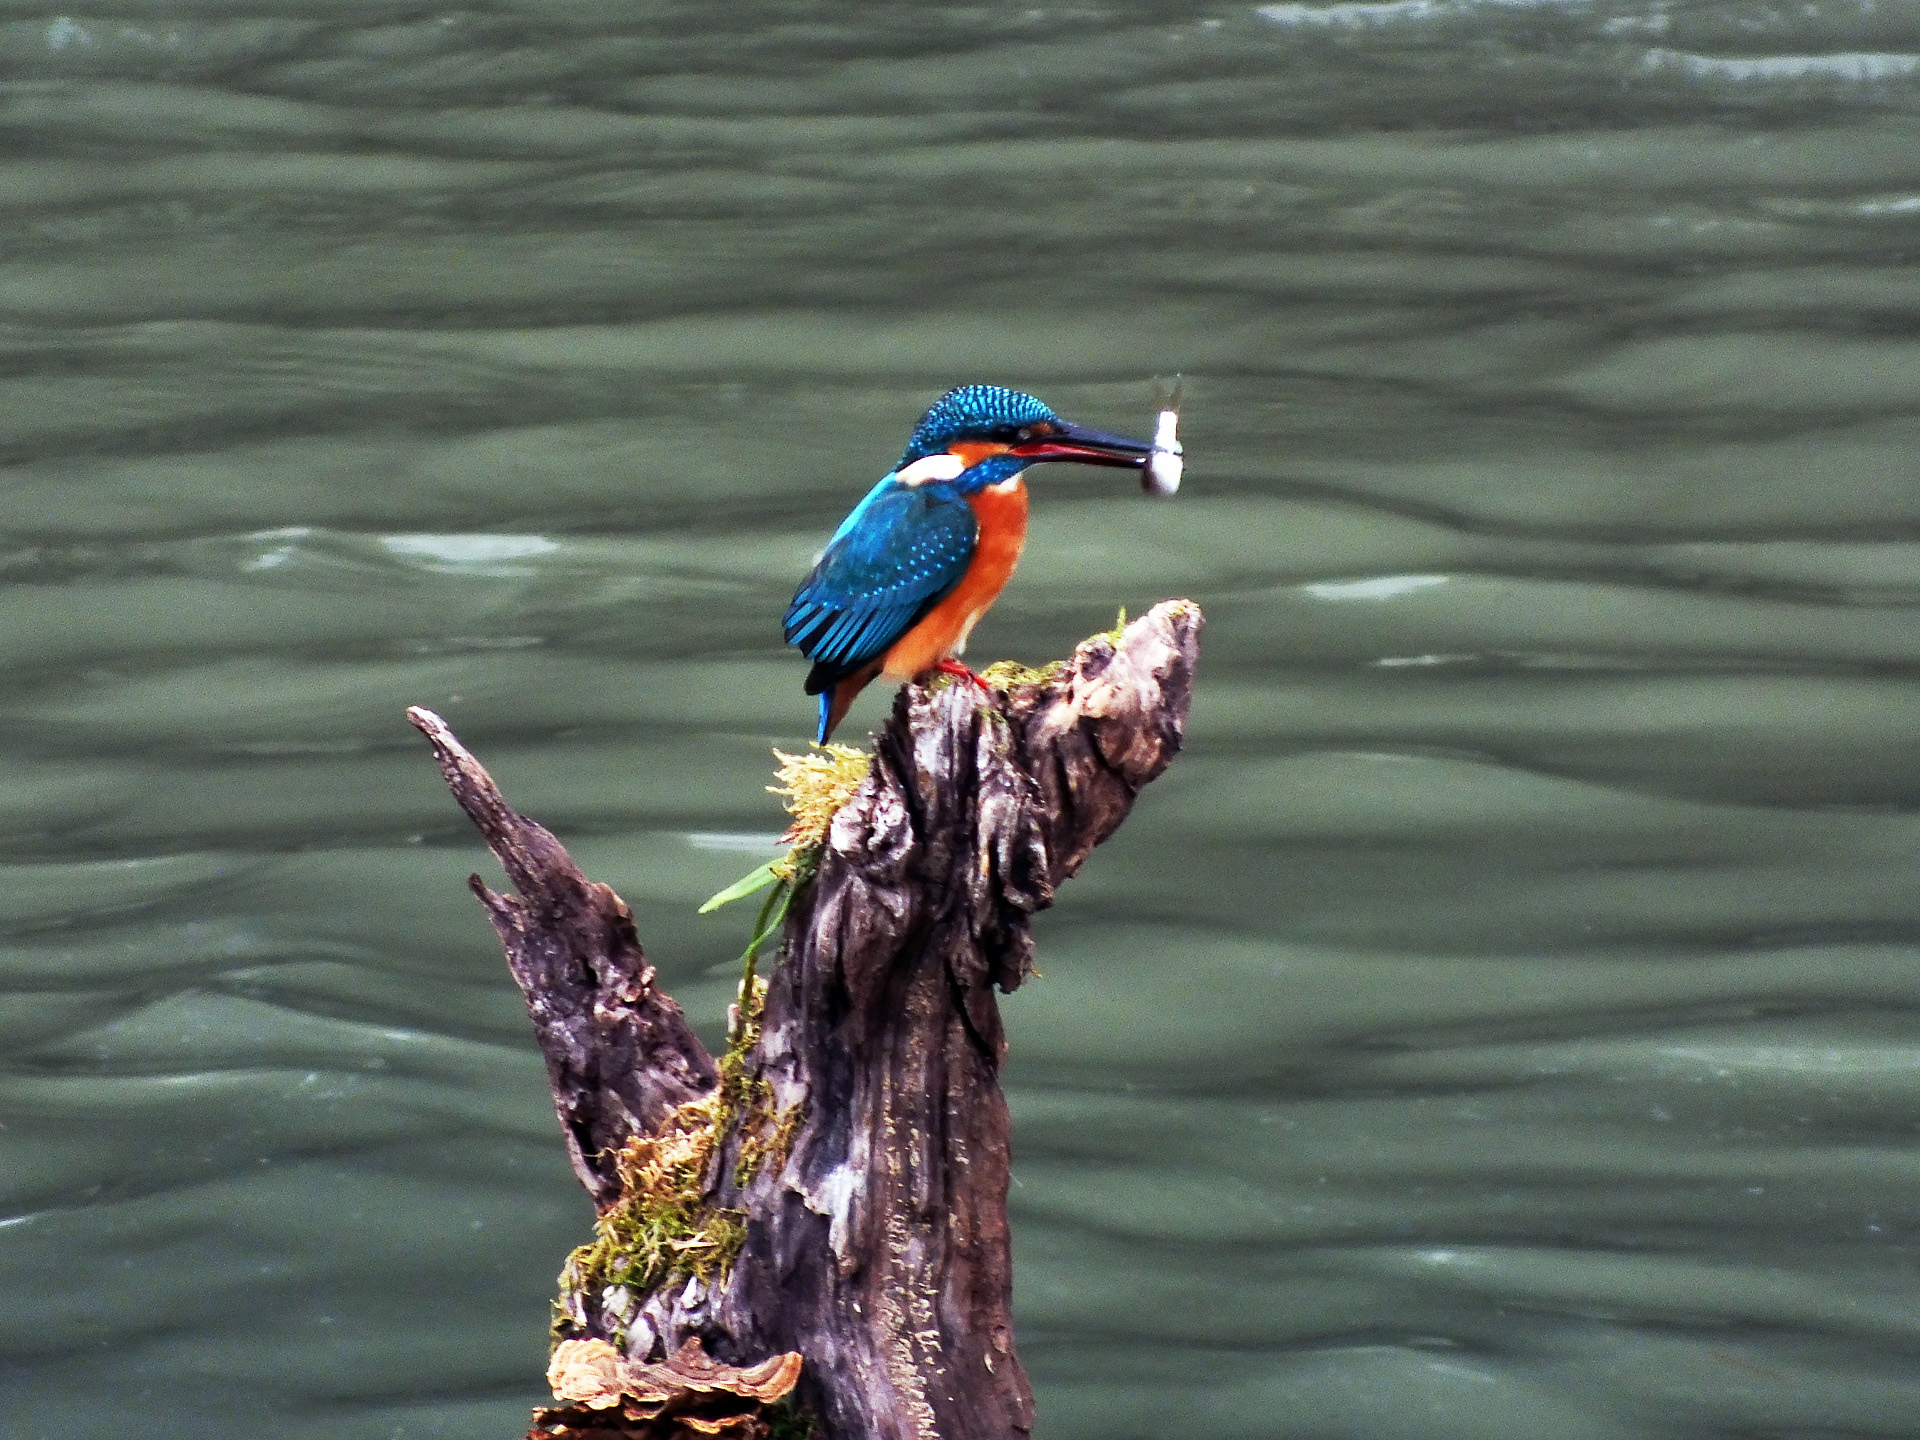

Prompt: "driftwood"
[409,599,1201,1440]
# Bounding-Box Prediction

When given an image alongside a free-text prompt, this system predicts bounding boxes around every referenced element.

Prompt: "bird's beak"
[1008,420,1154,469]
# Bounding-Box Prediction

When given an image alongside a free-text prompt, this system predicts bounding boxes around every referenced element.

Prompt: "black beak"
[1008,419,1154,469]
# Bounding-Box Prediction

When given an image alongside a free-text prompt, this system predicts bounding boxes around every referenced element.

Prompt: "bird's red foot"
[933,657,990,690]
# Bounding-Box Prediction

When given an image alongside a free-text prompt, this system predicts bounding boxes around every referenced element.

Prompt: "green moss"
[701,743,868,946]
[553,975,773,1350]
[768,743,871,860]
[550,959,824,1352]
[723,965,804,1189]
[735,1099,804,1189]
[976,657,1067,688]
[591,738,871,1348]
[695,743,868,977]
[977,610,1135,692]
[764,1400,823,1440]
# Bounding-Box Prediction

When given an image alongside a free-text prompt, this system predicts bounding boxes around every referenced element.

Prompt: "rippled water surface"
[5,1,1920,1436]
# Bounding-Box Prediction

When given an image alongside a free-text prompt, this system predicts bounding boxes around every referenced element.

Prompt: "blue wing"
[785,477,977,692]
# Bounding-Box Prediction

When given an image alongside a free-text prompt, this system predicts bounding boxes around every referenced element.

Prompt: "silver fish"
[1143,374,1183,496]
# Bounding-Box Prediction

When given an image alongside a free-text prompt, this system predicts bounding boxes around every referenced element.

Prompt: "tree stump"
[409,599,1202,1440]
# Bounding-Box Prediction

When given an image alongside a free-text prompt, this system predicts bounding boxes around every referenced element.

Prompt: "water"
[4,1,1920,1435]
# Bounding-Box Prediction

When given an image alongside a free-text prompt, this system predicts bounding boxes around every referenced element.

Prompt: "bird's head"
[896,384,1155,489]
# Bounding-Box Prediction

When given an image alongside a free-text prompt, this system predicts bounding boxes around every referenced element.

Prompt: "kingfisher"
[785,384,1157,743]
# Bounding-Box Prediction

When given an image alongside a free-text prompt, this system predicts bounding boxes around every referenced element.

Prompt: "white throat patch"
[895,452,967,487]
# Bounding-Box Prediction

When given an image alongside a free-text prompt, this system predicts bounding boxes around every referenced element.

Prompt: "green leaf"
[699,860,781,914]
[741,882,792,968]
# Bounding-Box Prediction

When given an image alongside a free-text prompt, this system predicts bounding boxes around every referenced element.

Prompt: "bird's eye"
[1016,426,1034,442]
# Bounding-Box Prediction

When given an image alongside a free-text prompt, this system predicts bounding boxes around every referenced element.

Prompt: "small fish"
[1143,374,1184,496]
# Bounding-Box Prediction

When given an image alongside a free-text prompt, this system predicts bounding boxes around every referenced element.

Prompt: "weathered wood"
[413,600,1201,1440]
[407,707,718,1207]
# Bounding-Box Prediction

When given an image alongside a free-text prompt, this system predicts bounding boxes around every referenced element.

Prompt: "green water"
[5,2,1920,1436]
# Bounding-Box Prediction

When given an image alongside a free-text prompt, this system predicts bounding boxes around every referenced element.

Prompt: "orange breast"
[881,476,1029,679]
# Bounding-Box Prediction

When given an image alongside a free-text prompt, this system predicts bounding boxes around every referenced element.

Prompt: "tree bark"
[410,599,1202,1440]
[409,705,717,1208]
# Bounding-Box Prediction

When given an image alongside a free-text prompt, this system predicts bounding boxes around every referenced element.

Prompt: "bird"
[785,384,1156,744]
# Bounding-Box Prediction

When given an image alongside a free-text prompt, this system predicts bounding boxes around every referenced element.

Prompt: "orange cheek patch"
[948,440,1013,468]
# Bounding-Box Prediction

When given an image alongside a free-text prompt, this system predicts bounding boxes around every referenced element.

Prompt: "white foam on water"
[1303,574,1451,601]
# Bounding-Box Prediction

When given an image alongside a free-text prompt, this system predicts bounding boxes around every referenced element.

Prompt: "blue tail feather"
[816,692,833,745]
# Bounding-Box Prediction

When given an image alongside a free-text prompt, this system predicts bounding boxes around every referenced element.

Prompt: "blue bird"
[785,385,1155,743]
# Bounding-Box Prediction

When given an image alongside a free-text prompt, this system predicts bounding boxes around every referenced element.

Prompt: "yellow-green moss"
[980,613,1125,691]
[764,1400,823,1440]
[767,742,870,872]
[735,1099,804,1189]
[976,657,1068,688]
[553,975,776,1349]
[722,965,804,1190]
[617,741,865,1347]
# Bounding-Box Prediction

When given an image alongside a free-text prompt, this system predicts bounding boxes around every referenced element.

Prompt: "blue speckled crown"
[898,385,1057,466]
